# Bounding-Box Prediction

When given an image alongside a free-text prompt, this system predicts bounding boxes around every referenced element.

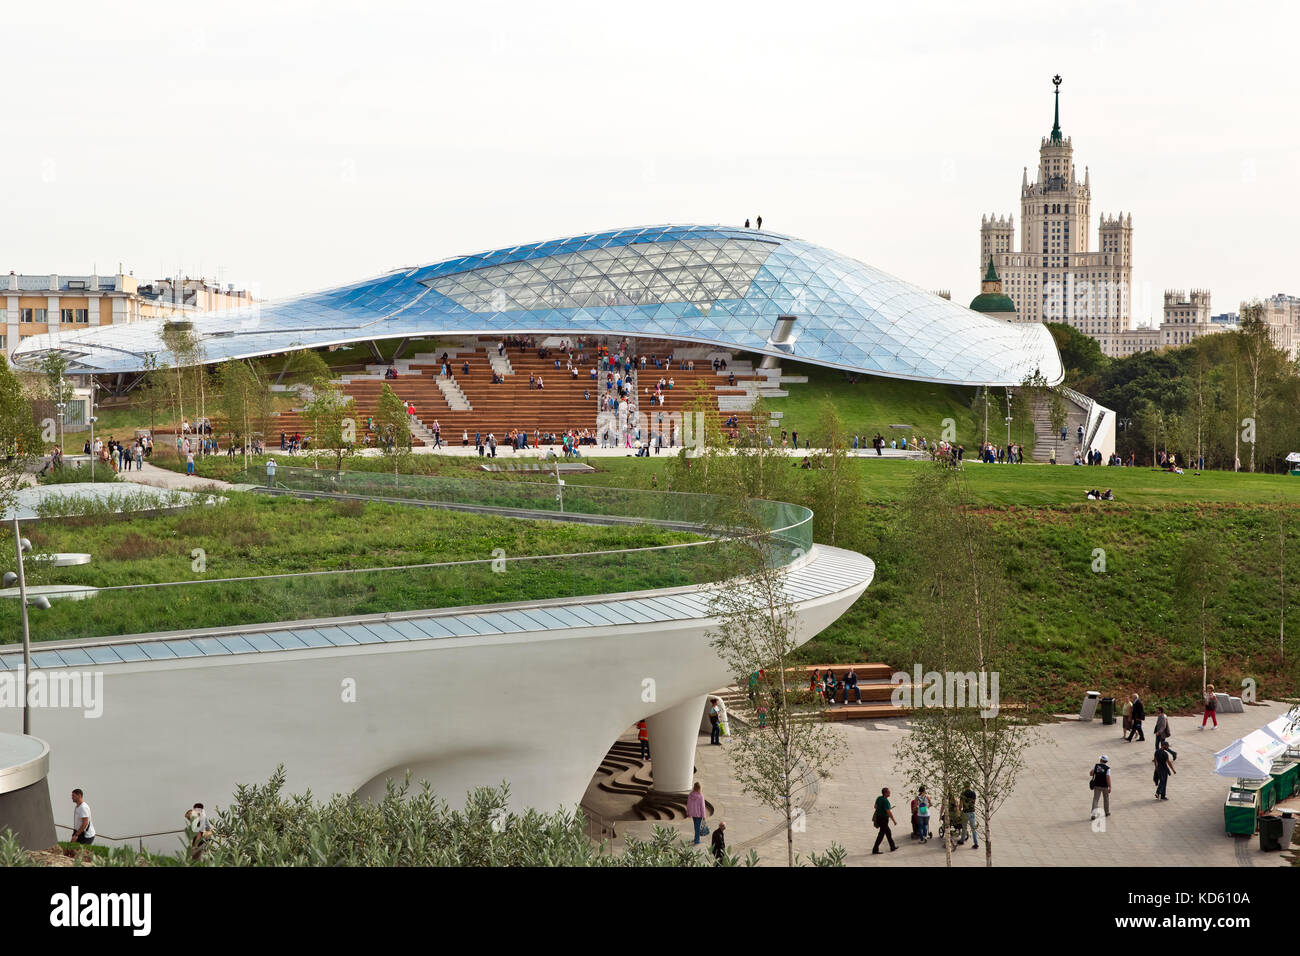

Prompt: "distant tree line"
[1046,305,1300,472]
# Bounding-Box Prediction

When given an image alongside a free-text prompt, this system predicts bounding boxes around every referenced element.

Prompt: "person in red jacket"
[637,720,650,761]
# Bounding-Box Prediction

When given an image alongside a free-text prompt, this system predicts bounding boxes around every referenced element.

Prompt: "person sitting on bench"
[843,668,860,704]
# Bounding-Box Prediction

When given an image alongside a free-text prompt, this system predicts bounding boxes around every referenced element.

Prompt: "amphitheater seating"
[266,341,763,448]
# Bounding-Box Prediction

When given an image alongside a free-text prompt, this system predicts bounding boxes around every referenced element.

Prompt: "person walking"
[961,784,979,849]
[1153,740,1176,800]
[70,788,96,845]
[1089,755,1111,819]
[1201,684,1218,730]
[711,821,726,862]
[687,782,707,844]
[1153,706,1171,754]
[872,787,898,853]
[185,802,213,857]
[1126,693,1146,742]
[636,719,650,761]
[708,698,722,746]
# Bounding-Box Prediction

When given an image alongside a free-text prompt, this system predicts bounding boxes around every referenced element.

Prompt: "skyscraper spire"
[1050,74,1063,143]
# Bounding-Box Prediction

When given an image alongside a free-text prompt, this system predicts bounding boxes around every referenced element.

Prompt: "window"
[20,308,46,323]
[0,335,6,350]
[61,308,87,323]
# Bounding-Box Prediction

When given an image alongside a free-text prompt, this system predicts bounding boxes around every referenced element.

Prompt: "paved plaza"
[617,701,1296,867]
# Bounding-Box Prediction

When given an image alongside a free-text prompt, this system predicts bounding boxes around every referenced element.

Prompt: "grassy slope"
[565,456,1300,710]
[761,363,1008,450]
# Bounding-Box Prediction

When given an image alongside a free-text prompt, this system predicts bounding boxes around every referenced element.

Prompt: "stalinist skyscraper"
[979,76,1133,357]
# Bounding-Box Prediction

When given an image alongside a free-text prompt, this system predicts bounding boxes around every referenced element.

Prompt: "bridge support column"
[646,694,707,794]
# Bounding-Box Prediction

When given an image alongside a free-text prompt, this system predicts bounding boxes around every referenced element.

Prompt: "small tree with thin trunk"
[945,464,1035,866]
[708,509,844,867]
[1174,530,1229,695]
[1235,302,1282,474]
[37,353,75,454]
[159,322,200,430]
[806,402,859,546]
[1048,388,1069,462]
[137,352,167,437]
[893,465,976,867]
[216,359,272,472]
[0,358,42,516]
[375,383,412,475]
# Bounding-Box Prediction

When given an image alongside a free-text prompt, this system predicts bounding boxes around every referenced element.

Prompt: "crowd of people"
[75,435,153,472]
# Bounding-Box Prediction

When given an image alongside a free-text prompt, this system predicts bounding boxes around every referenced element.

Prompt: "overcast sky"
[4,0,1296,321]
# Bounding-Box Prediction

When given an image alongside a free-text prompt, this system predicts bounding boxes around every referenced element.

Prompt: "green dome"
[969,292,1017,314]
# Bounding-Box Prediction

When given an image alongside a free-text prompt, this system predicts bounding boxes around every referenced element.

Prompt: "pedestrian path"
[118,462,239,493]
[613,701,1295,867]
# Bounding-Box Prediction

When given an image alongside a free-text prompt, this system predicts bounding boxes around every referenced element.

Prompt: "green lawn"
[6,492,705,645]
[560,455,1300,711]
[811,500,1300,713]
[562,455,1300,507]
[761,362,1009,450]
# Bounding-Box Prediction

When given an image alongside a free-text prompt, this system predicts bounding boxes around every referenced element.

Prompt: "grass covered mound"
[566,458,1300,710]
[5,492,707,645]
[761,363,990,450]
[808,501,1300,713]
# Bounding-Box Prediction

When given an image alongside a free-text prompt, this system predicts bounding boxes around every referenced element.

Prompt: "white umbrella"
[1213,730,1286,778]
[1287,452,1300,464]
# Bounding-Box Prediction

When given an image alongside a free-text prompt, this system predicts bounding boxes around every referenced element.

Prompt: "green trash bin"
[1100,697,1115,725]
[1259,815,1284,851]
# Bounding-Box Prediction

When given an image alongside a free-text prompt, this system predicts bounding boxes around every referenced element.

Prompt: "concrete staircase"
[487,350,514,379]
[591,739,710,822]
[1027,389,1093,463]
[435,376,472,411]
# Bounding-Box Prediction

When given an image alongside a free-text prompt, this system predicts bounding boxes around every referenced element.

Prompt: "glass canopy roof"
[11,224,1063,386]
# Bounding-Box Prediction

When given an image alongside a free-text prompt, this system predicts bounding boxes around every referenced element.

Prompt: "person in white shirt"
[71,788,96,844]
[185,802,213,854]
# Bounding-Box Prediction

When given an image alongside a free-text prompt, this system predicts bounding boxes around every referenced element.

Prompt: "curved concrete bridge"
[1,511,873,852]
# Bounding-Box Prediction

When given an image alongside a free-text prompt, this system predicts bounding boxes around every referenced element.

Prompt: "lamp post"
[87,377,98,481]
[7,517,50,735]
[1004,388,1013,450]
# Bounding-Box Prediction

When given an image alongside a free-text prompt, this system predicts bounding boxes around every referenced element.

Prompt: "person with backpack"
[915,786,932,843]
[1153,706,1172,754]
[1089,755,1112,818]
[1201,684,1218,730]
[708,698,722,746]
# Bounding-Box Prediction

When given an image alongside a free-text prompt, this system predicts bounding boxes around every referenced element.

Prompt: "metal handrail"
[55,823,186,841]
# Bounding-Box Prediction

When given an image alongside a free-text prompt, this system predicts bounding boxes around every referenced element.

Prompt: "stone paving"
[118,461,237,492]
[617,701,1296,866]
